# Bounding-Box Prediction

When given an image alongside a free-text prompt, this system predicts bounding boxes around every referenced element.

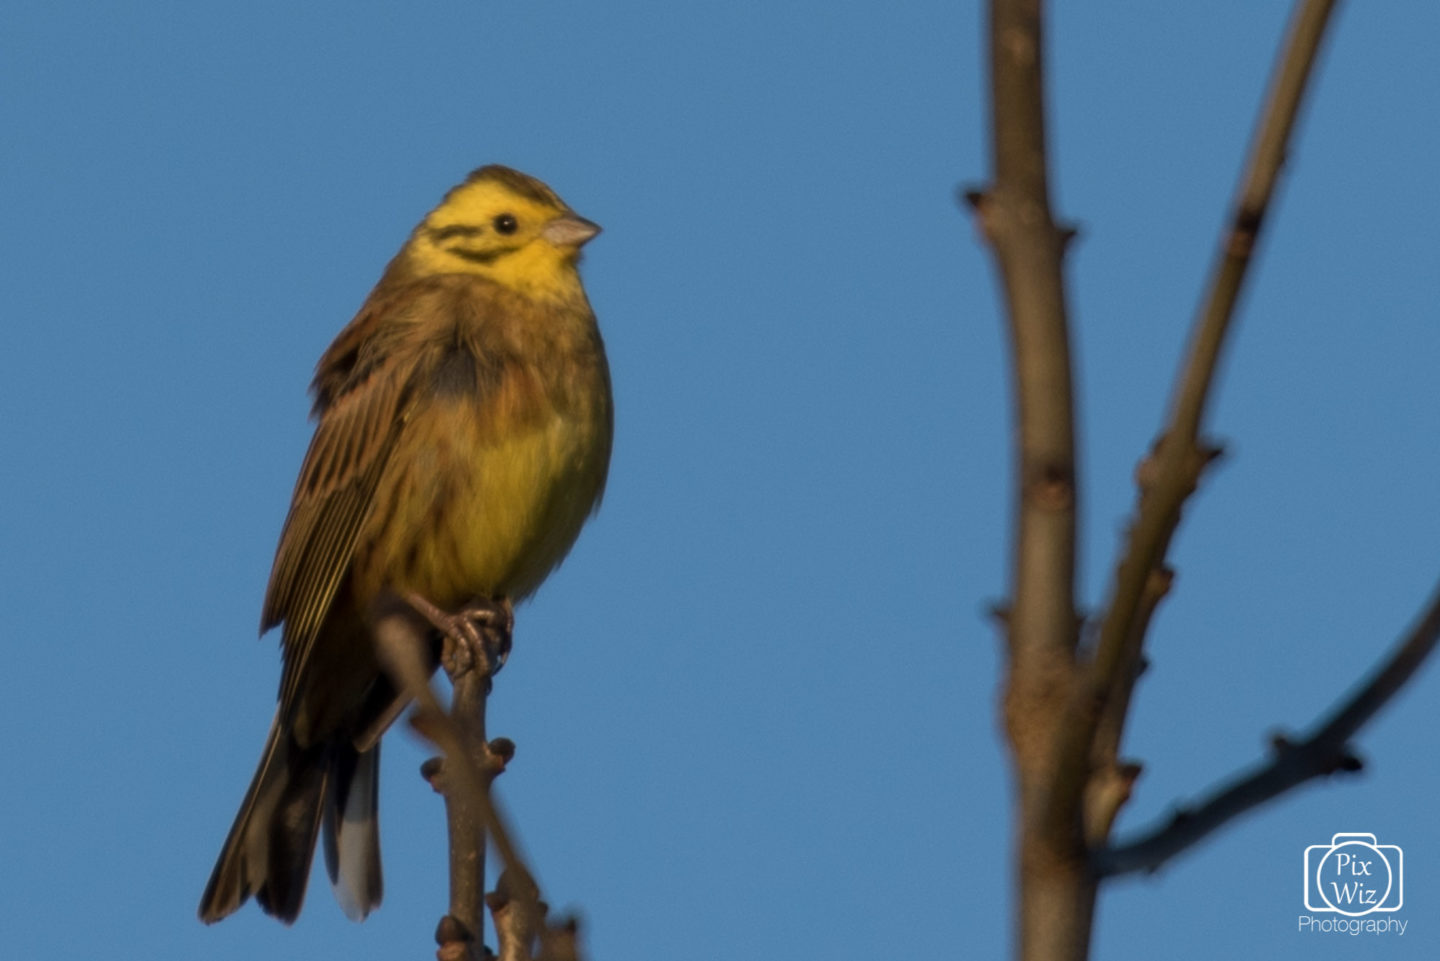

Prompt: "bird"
[199,165,612,925]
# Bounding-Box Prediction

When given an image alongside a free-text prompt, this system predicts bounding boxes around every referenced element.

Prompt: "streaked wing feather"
[259,277,520,720]
[263,359,410,718]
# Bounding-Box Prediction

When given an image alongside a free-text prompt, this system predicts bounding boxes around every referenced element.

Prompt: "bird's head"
[405,165,600,297]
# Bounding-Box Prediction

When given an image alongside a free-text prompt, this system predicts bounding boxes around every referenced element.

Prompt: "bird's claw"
[403,593,514,683]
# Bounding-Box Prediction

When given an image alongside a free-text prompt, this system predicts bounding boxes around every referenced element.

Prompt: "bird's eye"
[493,214,518,235]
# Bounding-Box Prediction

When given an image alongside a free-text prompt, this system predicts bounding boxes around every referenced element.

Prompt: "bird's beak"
[542,213,602,248]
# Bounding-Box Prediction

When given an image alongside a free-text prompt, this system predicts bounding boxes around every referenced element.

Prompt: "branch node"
[1268,730,1295,753]
[489,737,517,769]
[1133,450,1161,492]
[1146,566,1175,601]
[1084,759,1146,844]
[487,869,546,961]
[1225,206,1265,256]
[538,915,583,961]
[961,184,1000,245]
[1333,746,1364,774]
[1027,461,1076,511]
[435,913,479,961]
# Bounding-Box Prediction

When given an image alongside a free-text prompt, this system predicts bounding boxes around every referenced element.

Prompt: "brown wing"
[260,281,441,720]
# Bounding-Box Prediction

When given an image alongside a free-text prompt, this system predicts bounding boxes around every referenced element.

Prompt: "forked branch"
[374,606,580,961]
[1097,581,1440,877]
[973,1,1361,959]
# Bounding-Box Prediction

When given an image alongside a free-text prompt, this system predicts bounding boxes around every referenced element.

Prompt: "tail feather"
[198,716,330,925]
[324,742,384,921]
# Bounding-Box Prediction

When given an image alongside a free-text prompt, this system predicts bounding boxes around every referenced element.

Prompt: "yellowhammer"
[199,165,612,924]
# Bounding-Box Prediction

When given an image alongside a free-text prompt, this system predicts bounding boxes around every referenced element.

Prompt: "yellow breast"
[354,346,611,609]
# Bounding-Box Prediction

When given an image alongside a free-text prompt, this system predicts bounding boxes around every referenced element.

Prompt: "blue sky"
[3,2,1438,959]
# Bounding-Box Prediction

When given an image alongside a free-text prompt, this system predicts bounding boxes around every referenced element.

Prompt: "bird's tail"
[198,716,382,924]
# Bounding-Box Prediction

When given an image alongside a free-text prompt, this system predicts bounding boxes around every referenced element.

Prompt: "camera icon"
[1303,833,1403,916]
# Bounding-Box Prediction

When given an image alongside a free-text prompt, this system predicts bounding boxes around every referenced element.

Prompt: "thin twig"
[489,870,543,961]
[1084,566,1170,846]
[1079,0,1343,832]
[436,670,493,956]
[372,609,540,957]
[1097,580,1440,877]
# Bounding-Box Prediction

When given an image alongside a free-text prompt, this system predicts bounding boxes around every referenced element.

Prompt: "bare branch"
[1084,566,1170,846]
[1081,0,1343,818]
[980,0,1083,823]
[1096,580,1440,878]
[979,0,1079,683]
[372,607,541,960]
[489,870,543,961]
[976,0,1092,957]
[425,670,508,960]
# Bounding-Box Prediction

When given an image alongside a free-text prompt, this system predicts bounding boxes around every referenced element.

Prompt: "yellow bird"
[199,165,612,924]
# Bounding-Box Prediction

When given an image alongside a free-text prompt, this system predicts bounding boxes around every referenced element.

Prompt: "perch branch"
[373,606,541,960]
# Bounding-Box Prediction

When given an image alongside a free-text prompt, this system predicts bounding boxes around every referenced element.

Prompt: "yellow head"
[402,165,600,300]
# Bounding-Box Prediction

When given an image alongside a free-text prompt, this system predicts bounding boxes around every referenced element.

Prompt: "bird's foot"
[403,593,514,683]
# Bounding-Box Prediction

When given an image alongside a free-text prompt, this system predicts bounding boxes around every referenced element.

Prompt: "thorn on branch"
[1199,440,1226,465]
[1335,749,1364,774]
[1133,439,1225,499]
[959,185,989,211]
[959,184,1001,245]
[1180,441,1221,489]
[1058,221,1081,251]
[1165,806,1194,835]
[1277,735,1364,776]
